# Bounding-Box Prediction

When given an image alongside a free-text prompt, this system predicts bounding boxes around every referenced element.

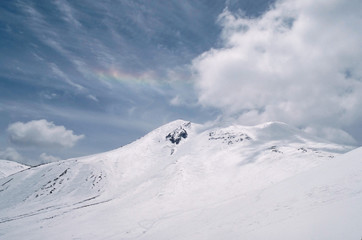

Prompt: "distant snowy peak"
[165,121,191,145]
[136,119,194,147]
[75,120,350,163]
[203,121,350,148]
[137,120,350,156]
[159,120,192,155]
[208,128,252,145]
[0,160,29,178]
[218,121,305,142]
[139,120,192,139]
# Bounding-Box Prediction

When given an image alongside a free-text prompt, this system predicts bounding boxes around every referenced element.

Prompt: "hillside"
[0,160,29,179]
[0,120,360,239]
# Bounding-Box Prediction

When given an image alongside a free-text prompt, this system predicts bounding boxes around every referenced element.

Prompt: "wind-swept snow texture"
[0,160,29,179]
[0,120,360,239]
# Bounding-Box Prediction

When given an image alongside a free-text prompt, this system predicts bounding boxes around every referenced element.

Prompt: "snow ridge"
[0,120,360,240]
[0,160,29,179]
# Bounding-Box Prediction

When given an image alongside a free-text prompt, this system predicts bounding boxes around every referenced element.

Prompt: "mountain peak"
[160,119,192,131]
[166,125,189,145]
[141,119,192,144]
[0,119,358,240]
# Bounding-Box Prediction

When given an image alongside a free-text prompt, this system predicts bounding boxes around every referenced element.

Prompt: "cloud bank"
[8,119,84,148]
[39,153,61,163]
[0,148,23,162]
[192,0,362,144]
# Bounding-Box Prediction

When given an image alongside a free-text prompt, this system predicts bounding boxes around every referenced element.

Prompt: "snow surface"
[0,160,29,179]
[0,120,360,239]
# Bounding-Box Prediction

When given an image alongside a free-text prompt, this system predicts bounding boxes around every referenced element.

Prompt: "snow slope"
[0,160,29,179]
[0,120,360,239]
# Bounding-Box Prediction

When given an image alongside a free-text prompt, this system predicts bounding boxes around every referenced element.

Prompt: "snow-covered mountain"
[0,120,361,240]
[0,160,29,179]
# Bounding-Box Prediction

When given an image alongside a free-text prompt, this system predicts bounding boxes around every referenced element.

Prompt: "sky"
[1,0,361,166]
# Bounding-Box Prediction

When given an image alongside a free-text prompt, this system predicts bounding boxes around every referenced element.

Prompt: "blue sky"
[1,0,361,165]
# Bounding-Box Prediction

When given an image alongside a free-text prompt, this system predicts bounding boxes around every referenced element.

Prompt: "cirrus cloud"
[192,0,362,144]
[7,119,84,148]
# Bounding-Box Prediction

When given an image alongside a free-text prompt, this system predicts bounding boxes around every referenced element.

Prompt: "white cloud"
[39,153,61,163]
[8,119,84,148]
[170,95,183,106]
[87,94,99,102]
[192,0,362,143]
[0,147,23,162]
